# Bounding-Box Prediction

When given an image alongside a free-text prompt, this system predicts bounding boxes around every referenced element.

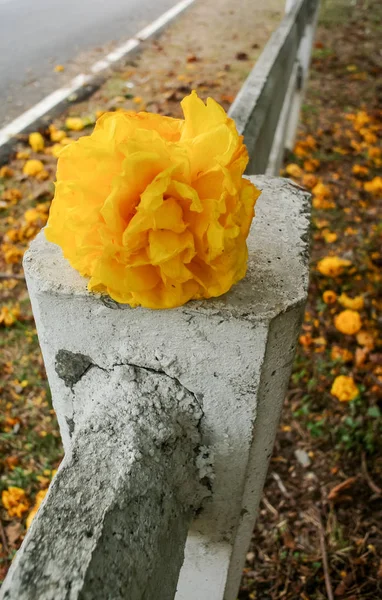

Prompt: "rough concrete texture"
[2,176,310,600]
[0,365,207,600]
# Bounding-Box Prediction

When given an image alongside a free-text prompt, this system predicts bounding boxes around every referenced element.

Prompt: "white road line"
[0,0,195,148]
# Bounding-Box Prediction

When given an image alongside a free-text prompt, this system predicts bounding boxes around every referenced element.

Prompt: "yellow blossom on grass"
[46,91,261,309]
[0,304,20,326]
[323,290,337,304]
[54,64,64,72]
[334,309,362,335]
[331,345,353,362]
[49,125,66,142]
[0,166,14,178]
[1,486,30,518]
[352,164,369,177]
[364,177,382,196]
[1,188,22,203]
[322,230,337,243]
[16,150,30,160]
[29,132,45,152]
[303,158,320,172]
[312,181,331,198]
[26,489,48,529]
[285,163,303,178]
[331,375,359,402]
[1,243,24,264]
[302,174,318,189]
[23,159,44,177]
[35,169,50,181]
[356,330,375,350]
[338,293,364,310]
[65,117,84,131]
[317,256,351,277]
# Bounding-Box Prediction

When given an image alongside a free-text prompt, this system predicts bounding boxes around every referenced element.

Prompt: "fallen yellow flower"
[29,132,45,152]
[49,125,66,142]
[352,164,369,177]
[323,290,337,304]
[317,256,351,277]
[331,375,359,402]
[1,243,24,264]
[1,188,22,203]
[0,166,14,178]
[65,117,84,131]
[338,292,364,311]
[0,304,20,326]
[364,176,382,196]
[46,91,260,309]
[334,309,362,335]
[1,486,30,518]
[331,345,353,363]
[23,159,44,177]
[285,163,303,178]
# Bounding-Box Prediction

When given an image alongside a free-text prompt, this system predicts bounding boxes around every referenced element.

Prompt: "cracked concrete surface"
[0,365,209,600]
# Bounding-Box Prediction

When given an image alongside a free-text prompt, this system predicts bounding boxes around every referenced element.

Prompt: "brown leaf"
[328,477,358,501]
[236,52,249,61]
[5,522,22,546]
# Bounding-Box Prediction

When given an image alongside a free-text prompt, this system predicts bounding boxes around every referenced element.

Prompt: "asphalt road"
[0,0,180,127]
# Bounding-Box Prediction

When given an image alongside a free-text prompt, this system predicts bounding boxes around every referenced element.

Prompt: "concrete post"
[0,176,310,600]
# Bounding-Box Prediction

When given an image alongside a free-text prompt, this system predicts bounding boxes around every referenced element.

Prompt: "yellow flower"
[49,125,66,142]
[331,375,359,402]
[364,177,382,196]
[54,64,64,72]
[65,117,84,131]
[0,304,20,326]
[352,164,369,177]
[334,310,362,335]
[317,256,351,277]
[1,188,22,203]
[0,166,14,178]
[46,92,260,309]
[356,330,375,350]
[26,489,48,529]
[285,163,303,178]
[323,290,337,304]
[312,181,331,198]
[23,159,44,177]
[302,174,318,189]
[16,150,30,160]
[1,243,24,264]
[303,158,320,172]
[29,132,45,152]
[1,486,30,518]
[322,230,337,243]
[331,345,353,363]
[338,293,364,311]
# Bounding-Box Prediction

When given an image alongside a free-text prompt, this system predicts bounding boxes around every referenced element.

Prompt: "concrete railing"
[0,176,310,600]
[229,0,320,175]
[1,2,319,598]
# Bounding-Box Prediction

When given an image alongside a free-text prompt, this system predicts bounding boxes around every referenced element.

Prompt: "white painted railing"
[229,0,320,175]
[0,2,319,598]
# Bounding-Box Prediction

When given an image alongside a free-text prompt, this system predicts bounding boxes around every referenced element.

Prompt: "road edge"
[0,0,195,165]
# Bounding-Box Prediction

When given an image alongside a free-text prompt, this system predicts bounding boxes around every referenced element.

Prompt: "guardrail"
[229,0,320,175]
[0,0,318,597]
